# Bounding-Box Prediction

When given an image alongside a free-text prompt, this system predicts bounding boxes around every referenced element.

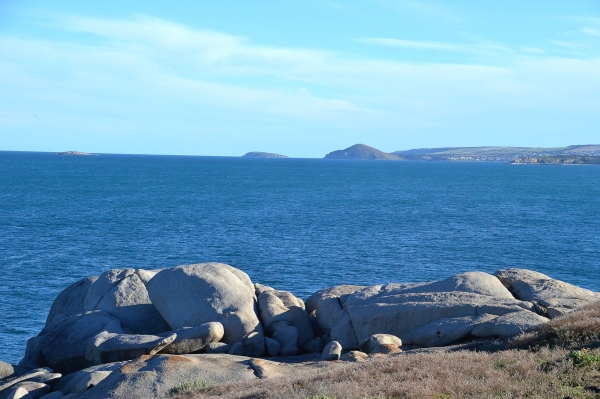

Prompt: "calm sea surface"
[1,151,599,363]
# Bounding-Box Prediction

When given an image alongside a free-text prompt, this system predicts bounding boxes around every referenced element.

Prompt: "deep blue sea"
[1,151,599,363]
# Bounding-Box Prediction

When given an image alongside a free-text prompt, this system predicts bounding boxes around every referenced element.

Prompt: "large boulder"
[471,311,549,338]
[84,269,169,335]
[311,271,543,350]
[399,272,515,299]
[494,268,600,318]
[146,263,263,344]
[344,290,534,346]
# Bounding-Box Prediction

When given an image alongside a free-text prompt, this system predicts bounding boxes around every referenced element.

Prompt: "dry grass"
[177,302,600,399]
[511,301,600,351]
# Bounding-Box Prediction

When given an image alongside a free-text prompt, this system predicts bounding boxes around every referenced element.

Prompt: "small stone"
[320,341,342,361]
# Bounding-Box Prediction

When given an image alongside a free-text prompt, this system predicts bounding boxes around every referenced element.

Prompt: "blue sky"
[1,1,599,157]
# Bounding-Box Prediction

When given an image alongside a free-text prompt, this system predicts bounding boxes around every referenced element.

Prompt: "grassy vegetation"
[175,301,600,399]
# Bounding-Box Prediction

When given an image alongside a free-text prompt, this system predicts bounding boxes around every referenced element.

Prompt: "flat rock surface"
[77,354,337,399]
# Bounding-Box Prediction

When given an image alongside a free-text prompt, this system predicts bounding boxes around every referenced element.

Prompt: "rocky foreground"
[1,264,598,399]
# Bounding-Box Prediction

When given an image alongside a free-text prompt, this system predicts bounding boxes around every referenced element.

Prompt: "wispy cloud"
[1,13,600,154]
[582,27,600,36]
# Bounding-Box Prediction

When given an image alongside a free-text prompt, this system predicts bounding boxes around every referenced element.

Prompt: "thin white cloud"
[1,13,600,155]
[582,27,600,36]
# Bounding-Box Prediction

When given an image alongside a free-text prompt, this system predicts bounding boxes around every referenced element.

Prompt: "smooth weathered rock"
[305,285,366,314]
[358,334,402,354]
[74,371,112,394]
[243,332,265,357]
[340,351,369,362]
[36,311,124,374]
[46,277,98,325]
[343,288,535,346]
[18,338,46,370]
[315,296,358,350]
[0,369,53,395]
[206,342,230,354]
[301,336,324,353]
[146,263,263,344]
[472,311,549,338]
[4,387,31,399]
[254,283,275,296]
[0,362,28,382]
[25,373,61,385]
[94,274,170,335]
[134,269,158,285]
[494,268,600,318]
[72,354,336,399]
[400,272,515,299]
[271,322,298,356]
[1,381,48,399]
[264,337,280,357]
[403,314,497,347]
[227,342,244,356]
[52,362,125,396]
[84,269,135,311]
[159,323,224,355]
[320,341,342,361]
[85,331,176,366]
[257,290,315,351]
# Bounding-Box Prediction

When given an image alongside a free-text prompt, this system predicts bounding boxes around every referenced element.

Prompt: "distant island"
[324,144,400,160]
[242,151,288,159]
[55,151,95,156]
[322,144,600,162]
[511,156,600,165]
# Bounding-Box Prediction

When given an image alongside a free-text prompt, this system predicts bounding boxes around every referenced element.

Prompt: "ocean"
[1,151,599,363]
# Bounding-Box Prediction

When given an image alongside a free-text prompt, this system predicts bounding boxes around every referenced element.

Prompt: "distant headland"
[324,144,400,160]
[55,151,96,156]
[320,144,600,163]
[242,151,288,159]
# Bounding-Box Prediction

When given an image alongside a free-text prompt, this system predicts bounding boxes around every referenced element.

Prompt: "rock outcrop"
[4,264,597,399]
[146,263,262,346]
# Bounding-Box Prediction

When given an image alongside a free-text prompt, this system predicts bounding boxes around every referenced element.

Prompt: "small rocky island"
[511,155,600,164]
[242,152,288,159]
[324,144,400,160]
[55,151,96,156]
[1,263,597,399]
